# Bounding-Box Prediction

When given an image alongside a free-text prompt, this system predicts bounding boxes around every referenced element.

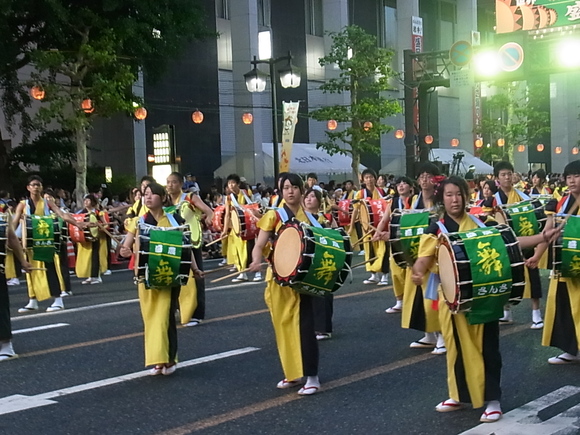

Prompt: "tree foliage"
[475,82,550,164]
[310,25,401,182]
[0,0,213,204]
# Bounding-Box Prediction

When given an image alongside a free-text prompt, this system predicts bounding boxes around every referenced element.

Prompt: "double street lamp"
[244,51,301,180]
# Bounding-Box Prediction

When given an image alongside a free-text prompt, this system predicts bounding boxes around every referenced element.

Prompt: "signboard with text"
[496,0,579,34]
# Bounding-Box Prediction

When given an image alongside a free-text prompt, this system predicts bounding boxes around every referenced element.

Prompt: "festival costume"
[310,213,334,335]
[170,193,205,324]
[20,199,65,301]
[258,207,319,381]
[389,196,411,299]
[419,213,502,409]
[227,190,255,274]
[354,188,388,275]
[401,193,440,333]
[75,208,108,279]
[542,195,580,356]
[493,189,542,300]
[132,211,182,366]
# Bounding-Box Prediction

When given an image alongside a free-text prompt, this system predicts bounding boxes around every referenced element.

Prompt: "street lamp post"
[244,51,300,181]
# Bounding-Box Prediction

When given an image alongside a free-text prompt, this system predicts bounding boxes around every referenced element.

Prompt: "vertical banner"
[411,16,423,140]
[279,101,300,173]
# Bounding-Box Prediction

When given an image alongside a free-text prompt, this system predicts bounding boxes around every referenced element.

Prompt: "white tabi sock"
[532,309,542,323]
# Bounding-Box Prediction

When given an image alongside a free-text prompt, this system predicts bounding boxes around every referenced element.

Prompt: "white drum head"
[437,242,457,304]
[273,227,302,278]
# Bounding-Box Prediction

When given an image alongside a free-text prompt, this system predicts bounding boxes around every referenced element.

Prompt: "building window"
[306,0,323,36]
[216,0,229,20]
[439,1,456,52]
[258,0,271,27]
[381,5,397,49]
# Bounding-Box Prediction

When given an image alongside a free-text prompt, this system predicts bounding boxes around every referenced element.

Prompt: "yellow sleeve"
[417,233,438,258]
[257,210,278,232]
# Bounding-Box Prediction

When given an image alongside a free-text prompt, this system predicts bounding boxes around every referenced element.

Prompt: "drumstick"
[205,235,227,247]
[97,223,123,241]
[350,257,378,269]
[28,267,47,271]
[202,265,230,275]
[210,263,268,283]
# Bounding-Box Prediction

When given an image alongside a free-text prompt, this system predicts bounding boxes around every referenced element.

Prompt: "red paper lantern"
[327,120,338,130]
[192,110,204,124]
[537,143,545,152]
[82,99,94,114]
[134,107,147,120]
[394,129,405,139]
[242,113,253,124]
[30,86,45,100]
[425,135,434,145]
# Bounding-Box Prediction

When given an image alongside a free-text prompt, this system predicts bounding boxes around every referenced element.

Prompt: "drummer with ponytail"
[248,173,322,396]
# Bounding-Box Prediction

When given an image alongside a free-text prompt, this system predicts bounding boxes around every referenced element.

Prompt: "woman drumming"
[412,176,559,423]
[303,187,334,341]
[166,172,214,327]
[249,173,321,395]
[75,194,108,285]
[120,182,203,375]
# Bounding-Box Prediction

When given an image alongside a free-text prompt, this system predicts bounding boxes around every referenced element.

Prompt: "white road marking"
[13,323,69,335]
[11,281,256,322]
[460,385,580,435]
[0,347,260,416]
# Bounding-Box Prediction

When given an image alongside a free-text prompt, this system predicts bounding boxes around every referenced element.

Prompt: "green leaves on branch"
[309,25,401,179]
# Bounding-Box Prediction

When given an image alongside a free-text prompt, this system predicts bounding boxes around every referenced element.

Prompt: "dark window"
[306,0,324,36]
[258,0,271,27]
[216,0,230,20]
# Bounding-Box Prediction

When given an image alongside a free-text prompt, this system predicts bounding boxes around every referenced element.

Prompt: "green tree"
[310,25,401,182]
[0,0,213,205]
[475,82,550,164]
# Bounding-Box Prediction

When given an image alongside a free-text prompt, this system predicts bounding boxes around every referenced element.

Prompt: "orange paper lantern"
[134,107,147,120]
[394,129,405,139]
[147,154,155,163]
[30,86,45,100]
[242,113,253,125]
[192,110,204,124]
[537,143,545,152]
[497,138,505,147]
[573,147,579,155]
[555,146,562,154]
[451,138,459,147]
[517,144,525,152]
[327,120,338,130]
[363,121,373,131]
[475,138,483,148]
[82,99,94,114]
[425,135,434,145]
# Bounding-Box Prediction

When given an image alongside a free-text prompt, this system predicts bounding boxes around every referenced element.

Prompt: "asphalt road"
[2,262,580,435]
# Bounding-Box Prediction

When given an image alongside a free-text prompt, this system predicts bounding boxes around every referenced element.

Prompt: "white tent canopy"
[380,148,493,175]
[214,143,366,180]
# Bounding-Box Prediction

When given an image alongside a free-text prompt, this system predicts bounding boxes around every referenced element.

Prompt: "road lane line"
[0,347,260,417]
[16,287,390,358]
[13,323,69,335]
[11,282,258,322]
[156,324,530,434]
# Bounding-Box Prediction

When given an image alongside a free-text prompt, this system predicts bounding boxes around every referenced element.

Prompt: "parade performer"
[412,176,559,423]
[303,187,334,341]
[75,194,108,285]
[125,176,155,230]
[373,176,413,313]
[249,173,321,395]
[530,169,552,196]
[14,176,88,312]
[539,160,580,364]
[492,161,544,328]
[166,172,214,327]
[0,214,33,361]
[120,182,203,375]
[403,162,444,353]
[355,169,389,285]
[222,174,261,282]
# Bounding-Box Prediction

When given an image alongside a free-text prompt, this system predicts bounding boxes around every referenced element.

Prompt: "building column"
[551,72,580,173]
[230,0,265,183]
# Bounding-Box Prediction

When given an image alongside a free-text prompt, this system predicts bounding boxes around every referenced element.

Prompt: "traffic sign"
[449,40,473,67]
[498,42,525,72]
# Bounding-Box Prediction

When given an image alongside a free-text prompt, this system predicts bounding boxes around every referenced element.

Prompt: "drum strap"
[230,193,243,209]
[305,212,323,228]
[241,190,253,204]
[139,212,180,228]
[494,189,530,205]
[413,192,422,209]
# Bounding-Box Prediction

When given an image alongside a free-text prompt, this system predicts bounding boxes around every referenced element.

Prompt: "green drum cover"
[399,212,430,264]
[503,201,539,236]
[561,216,580,279]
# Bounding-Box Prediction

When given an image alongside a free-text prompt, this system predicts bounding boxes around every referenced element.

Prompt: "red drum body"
[231,203,260,241]
[336,200,354,227]
[359,199,387,232]
[211,205,226,232]
[68,213,99,243]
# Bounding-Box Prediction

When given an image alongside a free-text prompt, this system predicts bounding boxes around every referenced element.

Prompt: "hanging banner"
[411,16,423,141]
[279,101,300,173]
[495,0,573,34]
